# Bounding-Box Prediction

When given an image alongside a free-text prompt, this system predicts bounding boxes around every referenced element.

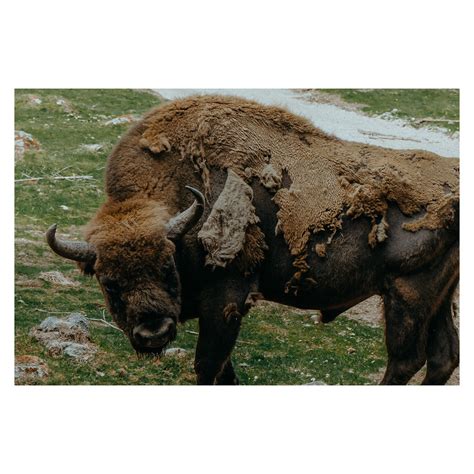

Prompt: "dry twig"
[15,175,94,183]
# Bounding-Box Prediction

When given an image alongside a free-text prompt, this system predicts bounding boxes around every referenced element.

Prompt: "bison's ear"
[77,261,95,276]
[198,170,261,268]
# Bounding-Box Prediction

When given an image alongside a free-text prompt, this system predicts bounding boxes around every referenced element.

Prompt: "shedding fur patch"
[137,96,459,276]
[198,170,263,268]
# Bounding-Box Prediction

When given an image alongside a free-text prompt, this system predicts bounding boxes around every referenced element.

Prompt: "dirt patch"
[15,355,49,383]
[343,296,384,327]
[15,130,41,162]
[368,366,459,385]
[15,276,43,288]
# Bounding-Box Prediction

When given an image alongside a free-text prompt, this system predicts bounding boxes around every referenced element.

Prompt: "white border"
[2,1,473,473]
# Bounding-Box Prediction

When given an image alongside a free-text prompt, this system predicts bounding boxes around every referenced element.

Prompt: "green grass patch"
[321,89,459,133]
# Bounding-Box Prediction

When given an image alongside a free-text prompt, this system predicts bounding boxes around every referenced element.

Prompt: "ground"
[14,89,459,385]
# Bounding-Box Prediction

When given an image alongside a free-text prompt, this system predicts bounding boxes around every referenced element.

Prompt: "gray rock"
[104,115,139,126]
[82,143,103,152]
[66,312,90,329]
[38,271,80,287]
[32,312,96,361]
[63,343,96,360]
[165,347,187,357]
[38,312,89,333]
[15,355,48,382]
[15,130,41,161]
[310,313,322,324]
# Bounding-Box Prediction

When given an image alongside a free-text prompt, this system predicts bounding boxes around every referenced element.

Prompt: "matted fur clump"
[137,95,459,269]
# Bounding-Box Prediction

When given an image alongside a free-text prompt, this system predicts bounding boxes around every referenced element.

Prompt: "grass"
[16,88,456,385]
[321,89,459,133]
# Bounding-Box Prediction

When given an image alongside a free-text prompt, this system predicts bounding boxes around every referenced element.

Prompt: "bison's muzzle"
[131,317,176,354]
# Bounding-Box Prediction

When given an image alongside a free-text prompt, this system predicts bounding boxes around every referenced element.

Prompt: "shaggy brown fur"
[82,198,180,336]
[119,95,459,275]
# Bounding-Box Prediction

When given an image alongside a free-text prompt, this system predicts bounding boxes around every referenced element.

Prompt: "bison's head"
[46,187,204,356]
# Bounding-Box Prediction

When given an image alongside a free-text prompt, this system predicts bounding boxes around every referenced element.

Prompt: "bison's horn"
[46,224,97,263]
[166,186,205,240]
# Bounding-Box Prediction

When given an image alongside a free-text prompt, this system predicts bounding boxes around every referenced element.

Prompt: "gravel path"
[154,89,458,158]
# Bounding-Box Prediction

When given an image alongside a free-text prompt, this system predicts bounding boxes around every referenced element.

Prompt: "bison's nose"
[132,318,175,348]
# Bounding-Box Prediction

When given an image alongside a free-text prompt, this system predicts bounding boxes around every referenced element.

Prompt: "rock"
[31,312,97,361]
[347,347,356,354]
[26,95,43,106]
[15,355,48,382]
[15,237,35,245]
[104,114,140,126]
[63,342,96,359]
[15,130,41,161]
[38,271,79,287]
[310,313,322,324]
[54,98,74,113]
[81,144,103,152]
[165,347,187,357]
[304,380,327,385]
[38,312,89,334]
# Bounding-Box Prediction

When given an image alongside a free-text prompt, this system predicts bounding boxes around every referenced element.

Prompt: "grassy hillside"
[15,89,456,385]
[321,89,459,132]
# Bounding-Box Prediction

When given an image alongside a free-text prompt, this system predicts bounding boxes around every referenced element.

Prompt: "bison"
[46,95,459,385]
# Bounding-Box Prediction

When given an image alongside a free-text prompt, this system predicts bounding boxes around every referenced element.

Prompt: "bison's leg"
[194,274,256,385]
[381,279,430,385]
[422,287,459,385]
[215,360,240,385]
[381,244,459,385]
[194,313,242,385]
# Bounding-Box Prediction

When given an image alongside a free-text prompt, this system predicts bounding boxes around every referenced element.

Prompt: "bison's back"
[106,95,459,267]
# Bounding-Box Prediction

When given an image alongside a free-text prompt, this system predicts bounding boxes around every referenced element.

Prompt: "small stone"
[310,314,322,324]
[304,380,326,385]
[15,130,41,161]
[104,114,140,126]
[38,271,79,287]
[165,347,187,357]
[60,205,70,211]
[347,347,356,354]
[82,144,103,152]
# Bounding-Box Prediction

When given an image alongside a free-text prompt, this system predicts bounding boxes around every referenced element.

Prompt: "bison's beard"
[134,343,169,359]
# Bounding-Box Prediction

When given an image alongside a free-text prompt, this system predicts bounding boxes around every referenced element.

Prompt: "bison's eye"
[102,279,120,295]
[162,262,179,297]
